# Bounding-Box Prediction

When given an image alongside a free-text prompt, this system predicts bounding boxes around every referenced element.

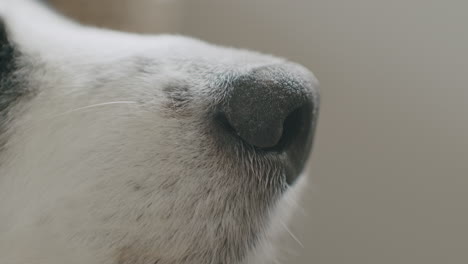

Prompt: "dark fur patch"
[0,22,20,111]
[162,83,194,118]
[163,84,192,106]
[0,20,27,149]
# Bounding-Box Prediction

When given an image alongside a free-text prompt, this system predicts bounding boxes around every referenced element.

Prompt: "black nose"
[222,65,318,151]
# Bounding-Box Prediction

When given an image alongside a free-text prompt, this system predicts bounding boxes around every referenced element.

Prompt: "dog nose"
[222,65,319,151]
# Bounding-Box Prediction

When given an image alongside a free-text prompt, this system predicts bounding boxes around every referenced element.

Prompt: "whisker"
[281,221,304,248]
[16,101,139,128]
[52,101,138,118]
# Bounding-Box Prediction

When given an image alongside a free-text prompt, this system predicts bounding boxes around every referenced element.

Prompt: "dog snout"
[220,64,319,152]
[216,64,319,183]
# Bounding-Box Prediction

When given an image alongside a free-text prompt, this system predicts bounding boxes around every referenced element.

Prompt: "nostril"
[215,112,237,137]
[264,105,307,152]
[216,102,311,152]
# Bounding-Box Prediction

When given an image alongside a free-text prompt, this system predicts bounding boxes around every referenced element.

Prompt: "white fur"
[0,1,318,263]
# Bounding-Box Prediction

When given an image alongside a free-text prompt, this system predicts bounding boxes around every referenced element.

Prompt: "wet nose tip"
[222,65,317,150]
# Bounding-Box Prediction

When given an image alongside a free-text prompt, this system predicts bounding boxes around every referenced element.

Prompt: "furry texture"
[0,1,319,264]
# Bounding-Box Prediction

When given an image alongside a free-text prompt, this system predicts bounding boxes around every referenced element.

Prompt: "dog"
[0,0,319,263]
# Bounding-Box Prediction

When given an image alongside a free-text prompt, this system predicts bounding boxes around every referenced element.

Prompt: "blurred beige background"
[49,0,468,263]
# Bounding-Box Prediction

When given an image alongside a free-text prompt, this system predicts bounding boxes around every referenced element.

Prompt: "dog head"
[0,1,319,263]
